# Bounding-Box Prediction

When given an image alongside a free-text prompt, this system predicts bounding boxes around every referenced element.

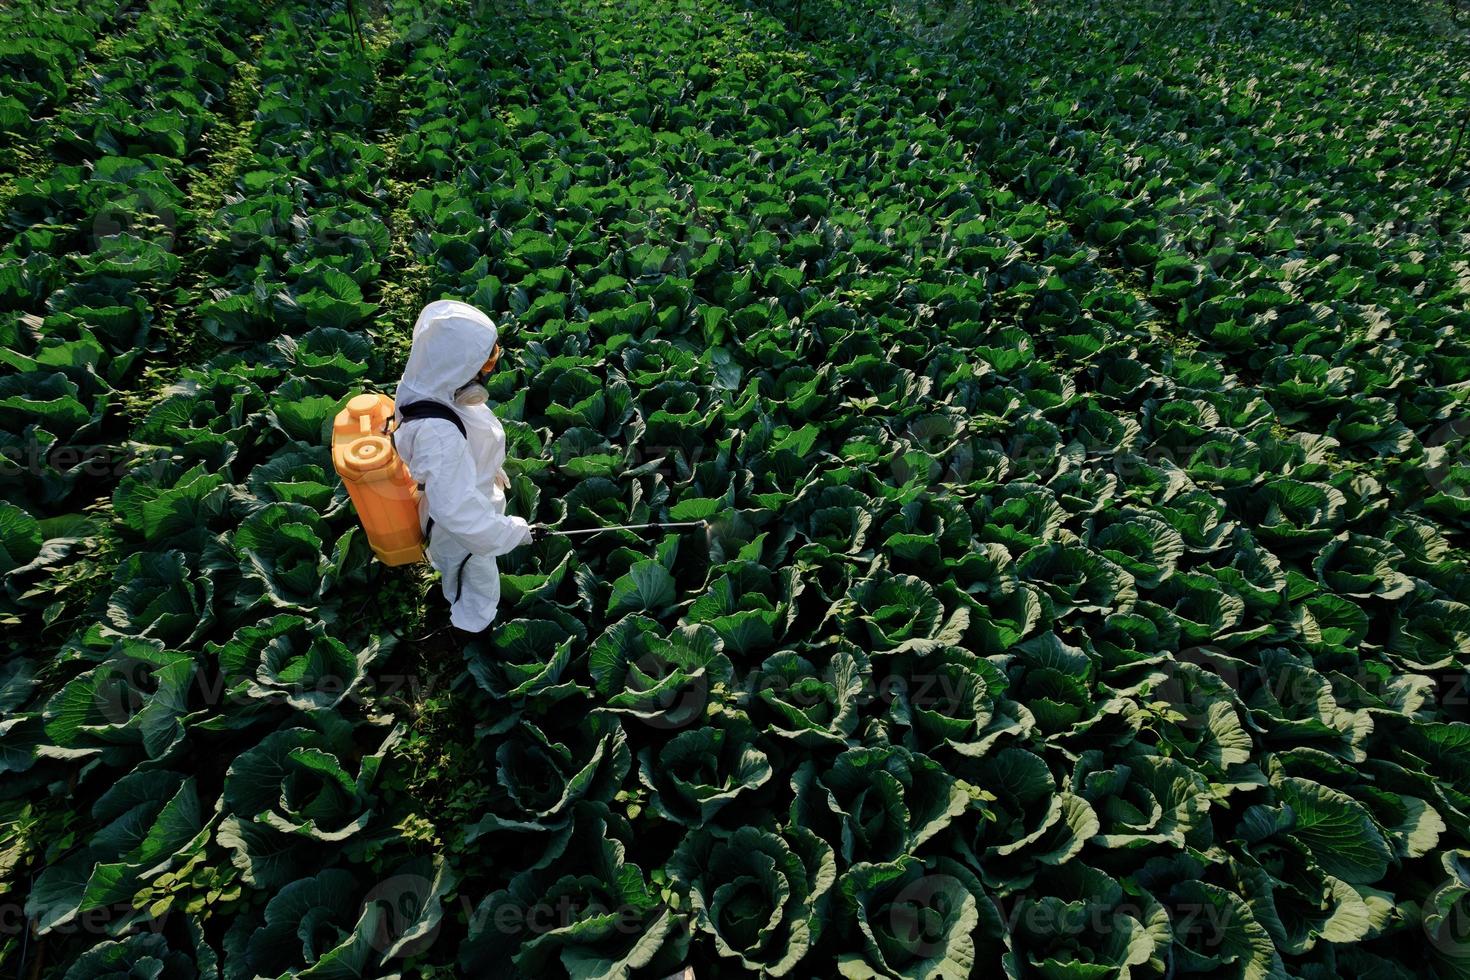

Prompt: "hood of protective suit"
[395,300,498,407]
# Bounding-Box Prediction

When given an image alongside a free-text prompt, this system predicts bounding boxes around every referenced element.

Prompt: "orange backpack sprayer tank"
[331,393,425,566]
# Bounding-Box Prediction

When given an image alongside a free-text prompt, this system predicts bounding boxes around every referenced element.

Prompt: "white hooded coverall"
[393,300,533,632]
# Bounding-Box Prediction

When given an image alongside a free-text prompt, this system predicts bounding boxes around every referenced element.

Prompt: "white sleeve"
[411,423,532,556]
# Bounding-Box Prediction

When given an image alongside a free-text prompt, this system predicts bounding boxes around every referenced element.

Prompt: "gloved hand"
[527,522,547,544]
[494,469,511,491]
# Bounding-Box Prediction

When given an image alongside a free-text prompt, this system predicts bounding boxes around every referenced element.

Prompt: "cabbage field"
[3,0,1470,975]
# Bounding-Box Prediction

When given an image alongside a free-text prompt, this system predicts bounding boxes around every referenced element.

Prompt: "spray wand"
[535,520,710,539]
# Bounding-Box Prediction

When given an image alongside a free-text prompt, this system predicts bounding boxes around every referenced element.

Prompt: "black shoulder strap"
[392,400,467,552]
[395,400,467,439]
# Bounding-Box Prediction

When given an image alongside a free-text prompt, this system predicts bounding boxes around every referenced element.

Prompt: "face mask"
[454,383,488,407]
[451,345,500,406]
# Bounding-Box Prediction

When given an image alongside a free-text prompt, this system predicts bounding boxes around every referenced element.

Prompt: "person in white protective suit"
[393,300,536,636]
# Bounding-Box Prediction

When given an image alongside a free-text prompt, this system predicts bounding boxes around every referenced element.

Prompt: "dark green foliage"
[3,0,1469,976]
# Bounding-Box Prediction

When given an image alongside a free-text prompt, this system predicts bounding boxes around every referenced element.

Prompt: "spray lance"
[532,520,710,540]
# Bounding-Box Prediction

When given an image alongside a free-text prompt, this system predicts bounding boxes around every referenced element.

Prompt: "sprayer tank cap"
[347,393,381,416]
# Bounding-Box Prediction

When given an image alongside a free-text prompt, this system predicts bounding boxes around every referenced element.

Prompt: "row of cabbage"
[764,0,1470,527]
